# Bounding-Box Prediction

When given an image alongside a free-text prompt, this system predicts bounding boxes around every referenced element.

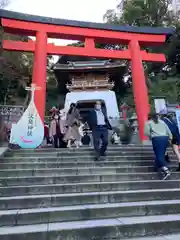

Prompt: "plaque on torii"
[0,9,174,141]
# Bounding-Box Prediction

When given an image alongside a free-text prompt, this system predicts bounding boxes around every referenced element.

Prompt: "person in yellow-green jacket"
[144,113,172,180]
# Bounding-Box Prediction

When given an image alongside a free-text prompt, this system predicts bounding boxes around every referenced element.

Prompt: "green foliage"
[46,68,59,112]
[118,120,133,144]
[0,30,55,106]
[105,0,174,26]
[104,0,180,107]
[122,0,173,26]
[0,30,32,104]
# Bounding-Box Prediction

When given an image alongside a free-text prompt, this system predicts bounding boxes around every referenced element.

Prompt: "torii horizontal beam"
[0,9,174,35]
[1,18,167,45]
[3,40,166,62]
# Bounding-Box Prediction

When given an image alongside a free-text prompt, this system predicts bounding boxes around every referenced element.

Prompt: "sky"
[7,0,119,46]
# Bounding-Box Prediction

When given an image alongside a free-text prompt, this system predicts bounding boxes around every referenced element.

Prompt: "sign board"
[176,109,180,134]
[11,84,44,148]
[154,98,167,114]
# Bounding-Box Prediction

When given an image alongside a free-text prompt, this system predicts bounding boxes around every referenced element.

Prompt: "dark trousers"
[152,136,169,169]
[44,136,51,144]
[92,126,108,157]
[53,134,66,148]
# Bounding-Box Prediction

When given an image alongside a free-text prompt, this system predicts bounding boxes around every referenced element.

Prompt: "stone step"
[127,234,180,240]
[0,188,180,210]
[0,214,180,239]
[5,152,158,159]
[6,149,160,156]
[1,154,178,163]
[126,235,180,240]
[0,200,179,227]
[0,161,177,169]
[0,155,158,163]
[0,180,180,197]
[7,147,156,152]
[8,146,155,153]
[1,172,180,186]
[0,166,178,177]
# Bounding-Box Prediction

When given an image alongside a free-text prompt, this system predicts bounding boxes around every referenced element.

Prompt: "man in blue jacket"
[89,101,112,161]
[161,114,180,171]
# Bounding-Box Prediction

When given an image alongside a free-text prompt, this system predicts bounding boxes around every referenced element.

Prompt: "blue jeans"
[92,126,108,157]
[152,136,169,169]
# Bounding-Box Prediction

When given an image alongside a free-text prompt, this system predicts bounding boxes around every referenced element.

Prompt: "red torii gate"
[0,10,174,141]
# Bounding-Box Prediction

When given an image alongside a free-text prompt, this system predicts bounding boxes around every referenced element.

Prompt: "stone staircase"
[0,146,180,239]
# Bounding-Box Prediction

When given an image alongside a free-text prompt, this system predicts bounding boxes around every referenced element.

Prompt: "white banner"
[12,101,44,148]
[11,84,44,148]
[154,99,167,114]
[175,109,180,134]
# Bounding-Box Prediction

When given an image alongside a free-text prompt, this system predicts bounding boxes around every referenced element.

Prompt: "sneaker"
[162,171,171,180]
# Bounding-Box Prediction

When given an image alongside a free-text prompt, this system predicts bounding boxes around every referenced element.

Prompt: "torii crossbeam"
[0,10,174,141]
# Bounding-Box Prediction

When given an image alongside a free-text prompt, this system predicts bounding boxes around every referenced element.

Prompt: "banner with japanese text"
[12,101,44,148]
[11,84,44,148]
[154,98,167,114]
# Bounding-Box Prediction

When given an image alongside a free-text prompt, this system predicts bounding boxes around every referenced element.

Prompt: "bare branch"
[0,0,11,9]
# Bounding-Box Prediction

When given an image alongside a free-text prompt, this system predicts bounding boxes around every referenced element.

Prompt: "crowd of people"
[144,113,180,180]
[46,103,180,171]
[45,101,113,161]
[2,100,180,176]
[44,103,91,149]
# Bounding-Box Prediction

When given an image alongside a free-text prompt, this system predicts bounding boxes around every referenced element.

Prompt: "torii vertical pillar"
[32,31,47,122]
[129,40,150,141]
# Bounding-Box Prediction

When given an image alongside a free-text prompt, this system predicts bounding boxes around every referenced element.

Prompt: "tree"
[0,32,33,104]
[0,0,10,8]
[105,0,174,26]
[0,0,31,104]
[0,1,55,106]
[104,0,180,106]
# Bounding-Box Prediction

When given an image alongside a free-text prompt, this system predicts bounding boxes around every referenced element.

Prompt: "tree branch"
[0,0,12,9]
